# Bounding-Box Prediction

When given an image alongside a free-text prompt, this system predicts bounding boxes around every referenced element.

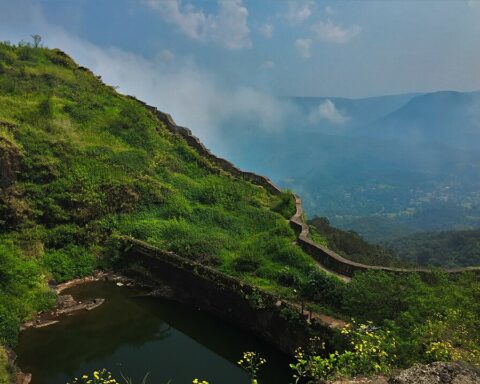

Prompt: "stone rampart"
[125,95,282,196]
[123,237,336,355]
[124,92,480,280]
[289,195,480,278]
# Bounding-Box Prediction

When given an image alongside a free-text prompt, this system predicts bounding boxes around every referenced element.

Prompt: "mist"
[0,1,295,152]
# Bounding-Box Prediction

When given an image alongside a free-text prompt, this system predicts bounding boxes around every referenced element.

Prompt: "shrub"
[43,245,96,282]
[300,269,345,307]
[0,345,12,384]
[0,304,19,347]
[233,252,263,273]
[272,192,295,219]
[277,266,302,287]
[291,325,397,383]
[0,241,55,346]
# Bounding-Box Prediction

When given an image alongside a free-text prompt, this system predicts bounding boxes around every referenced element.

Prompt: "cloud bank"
[144,0,251,50]
[0,2,294,148]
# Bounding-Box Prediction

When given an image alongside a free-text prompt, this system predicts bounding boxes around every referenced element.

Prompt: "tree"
[31,34,42,48]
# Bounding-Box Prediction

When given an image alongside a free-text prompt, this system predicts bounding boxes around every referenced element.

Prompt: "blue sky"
[1,0,480,144]
[2,0,480,97]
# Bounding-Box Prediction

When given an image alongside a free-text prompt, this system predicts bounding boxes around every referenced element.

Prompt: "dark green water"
[15,282,292,384]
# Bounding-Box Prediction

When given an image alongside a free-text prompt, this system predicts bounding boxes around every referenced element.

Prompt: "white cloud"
[285,0,314,24]
[156,49,175,64]
[144,0,251,50]
[312,19,360,44]
[0,4,295,145]
[259,23,274,38]
[295,38,312,58]
[309,100,350,124]
[260,60,275,70]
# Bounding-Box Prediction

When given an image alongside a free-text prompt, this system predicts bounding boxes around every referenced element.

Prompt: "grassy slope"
[0,43,342,349]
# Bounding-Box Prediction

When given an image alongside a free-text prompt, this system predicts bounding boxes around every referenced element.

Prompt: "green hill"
[383,229,480,268]
[0,42,321,347]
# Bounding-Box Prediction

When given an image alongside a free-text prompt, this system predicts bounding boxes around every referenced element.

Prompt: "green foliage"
[276,266,301,287]
[0,241,55,346]
[233,251,263,273]
[291,327,397,383]
[343,270,480,367]
[383,228,480,267]
[272,192,295,219]
[42,245,96,282]
[299,270,345,307]
[0,345,11,384]
[2,43,478,377]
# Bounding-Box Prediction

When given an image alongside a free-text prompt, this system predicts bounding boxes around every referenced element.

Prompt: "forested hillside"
[383,229,480,267]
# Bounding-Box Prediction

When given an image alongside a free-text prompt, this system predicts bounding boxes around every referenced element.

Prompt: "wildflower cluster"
[290,323,397,383]
[192,379,209,384]
[69,369,119,384]
[340,320,396,375]
[417,309,480,365]
[237,351,267,383]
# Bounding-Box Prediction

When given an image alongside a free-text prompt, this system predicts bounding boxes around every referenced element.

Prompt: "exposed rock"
[329,377,388,384]
[389,362,480,384]
[55,298,104,315]
[16,372,32,384]
[57,294,76,309]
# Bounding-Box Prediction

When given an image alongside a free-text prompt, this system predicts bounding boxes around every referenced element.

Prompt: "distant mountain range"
[211,90,480,246]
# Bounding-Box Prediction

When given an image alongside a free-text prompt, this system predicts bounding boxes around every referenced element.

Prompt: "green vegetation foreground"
[0,42,479,382]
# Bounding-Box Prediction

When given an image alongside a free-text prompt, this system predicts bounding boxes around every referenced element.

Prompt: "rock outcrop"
[389,362,480,384]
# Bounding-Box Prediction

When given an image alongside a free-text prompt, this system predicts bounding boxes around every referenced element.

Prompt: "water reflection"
[16,282,291,384]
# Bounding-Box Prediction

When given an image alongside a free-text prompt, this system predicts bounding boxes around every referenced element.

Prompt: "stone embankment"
[124,237,339,355]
